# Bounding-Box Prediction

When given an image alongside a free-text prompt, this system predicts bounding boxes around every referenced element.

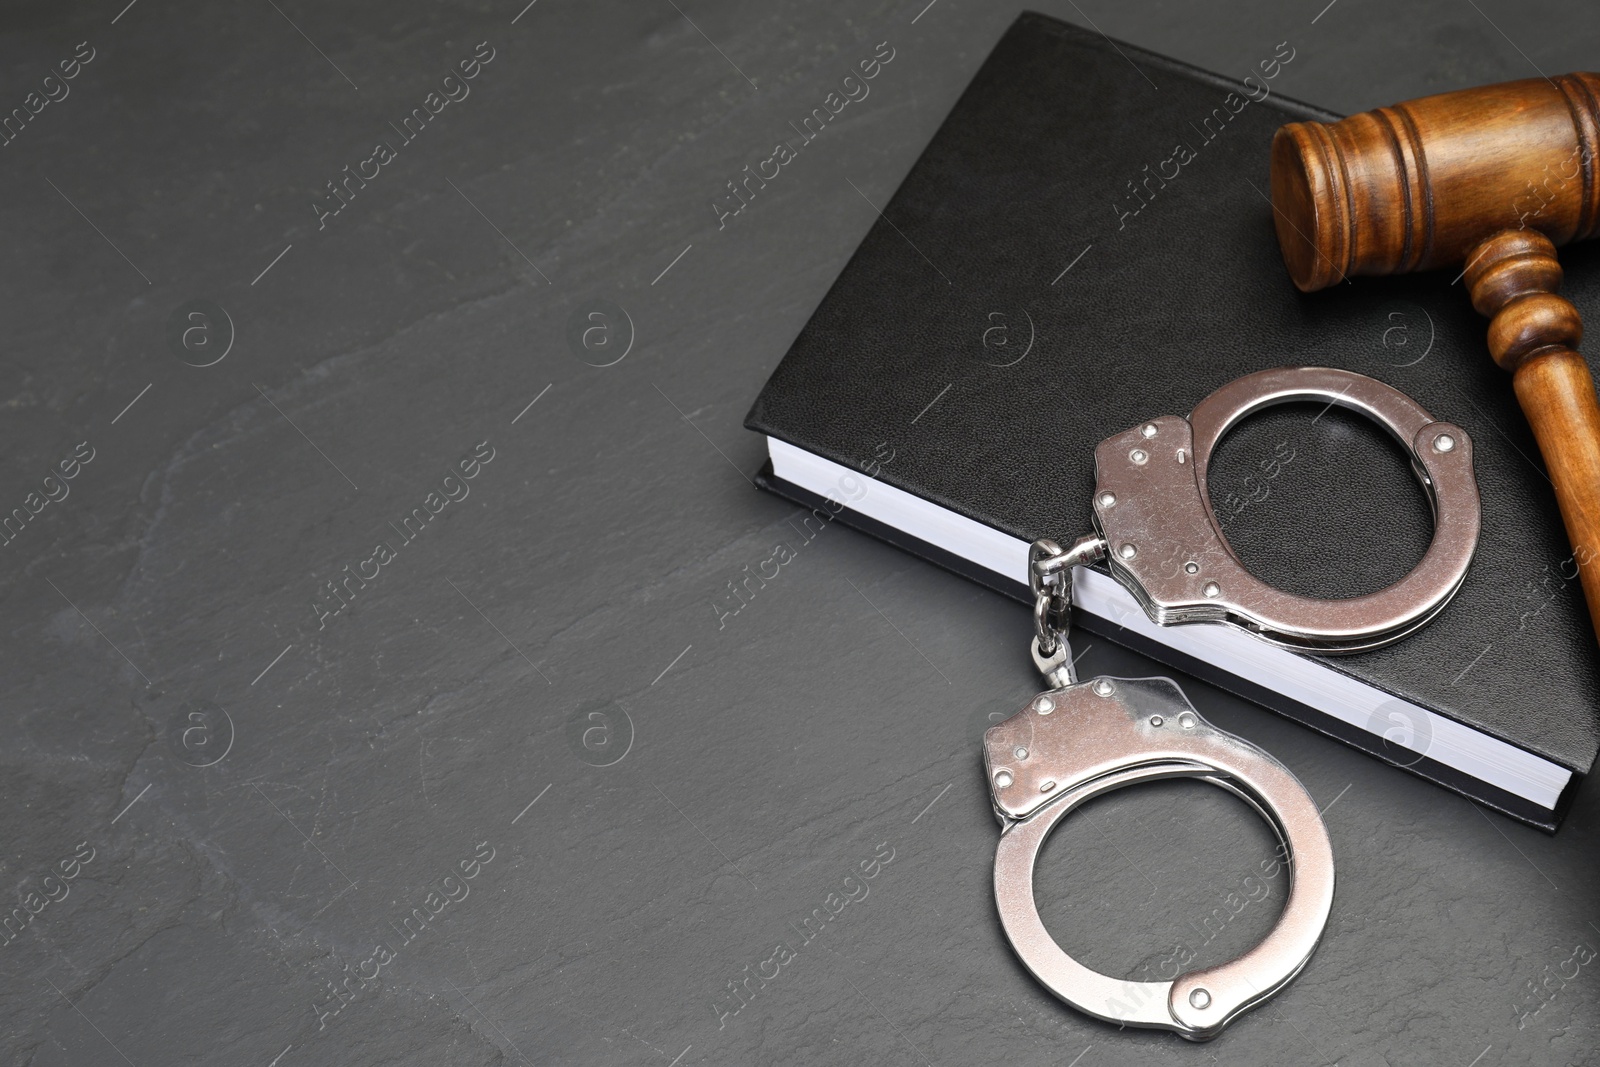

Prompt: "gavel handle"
[1511,352,1600,623]
[1466,230,1600,638]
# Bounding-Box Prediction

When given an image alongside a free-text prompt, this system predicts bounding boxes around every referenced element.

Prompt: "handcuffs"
[986,367,1479,1040]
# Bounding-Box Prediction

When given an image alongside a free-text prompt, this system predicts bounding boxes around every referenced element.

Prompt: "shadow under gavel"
[1270,73,1600,643]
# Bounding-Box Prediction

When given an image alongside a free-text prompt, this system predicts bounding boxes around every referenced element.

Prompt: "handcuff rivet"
[1039,779,1056,792]
[1130,448,1149,465]
[1150,715,1164,727]
[994,770,1014,788]
[1141,423,1158,438]
[1179,712,1197,729]
[1433,433,1455,453]
[1098,491,1116,508]
[1014,746,1029,759]
[1034,696,1055,714]
[1118,542,1137,560]
[1092,679,1114,697]
[1189,988,1212,1009]
[1203,581,1221,598]
[1184,561,1200,574]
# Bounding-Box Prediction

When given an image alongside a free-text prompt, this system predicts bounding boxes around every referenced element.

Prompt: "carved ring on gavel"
[1269,73,1600,644]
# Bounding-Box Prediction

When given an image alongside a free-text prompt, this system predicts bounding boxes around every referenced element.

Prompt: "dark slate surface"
[1,2,1597,1065]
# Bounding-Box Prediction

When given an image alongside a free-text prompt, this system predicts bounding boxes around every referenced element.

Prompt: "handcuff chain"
[1030,533,1108,657]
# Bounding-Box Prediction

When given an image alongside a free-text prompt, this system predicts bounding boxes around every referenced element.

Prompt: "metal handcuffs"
[986,367,1480,1040]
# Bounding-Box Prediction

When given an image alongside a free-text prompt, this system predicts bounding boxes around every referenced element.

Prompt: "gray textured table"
[3,2,1598,1065]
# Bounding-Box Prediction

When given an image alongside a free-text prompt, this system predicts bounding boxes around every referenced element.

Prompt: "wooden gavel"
[1270,73,1600,642]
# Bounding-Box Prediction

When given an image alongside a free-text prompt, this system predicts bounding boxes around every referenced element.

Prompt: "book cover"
[743,11,1600,830]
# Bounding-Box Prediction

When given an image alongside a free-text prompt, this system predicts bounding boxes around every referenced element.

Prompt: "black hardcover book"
[743,12,1600,830]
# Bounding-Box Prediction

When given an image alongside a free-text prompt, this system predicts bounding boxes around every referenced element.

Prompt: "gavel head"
[1270,73,1600,292]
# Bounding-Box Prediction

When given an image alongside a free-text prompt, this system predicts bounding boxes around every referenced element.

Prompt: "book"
[743,11,1600,831]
